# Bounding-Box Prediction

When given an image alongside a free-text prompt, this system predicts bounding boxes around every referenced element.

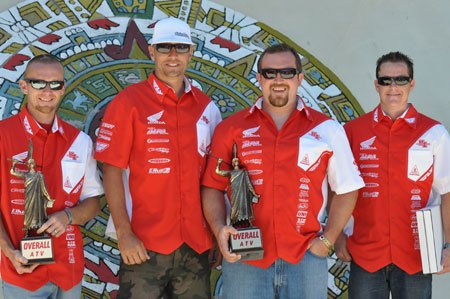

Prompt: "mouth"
[271,85,288,93]
[39,97,54,103]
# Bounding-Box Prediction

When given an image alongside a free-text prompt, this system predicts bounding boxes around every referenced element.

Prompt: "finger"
[137,247,150,262]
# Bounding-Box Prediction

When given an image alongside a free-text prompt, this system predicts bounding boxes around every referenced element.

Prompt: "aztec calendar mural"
[0,0,364,298]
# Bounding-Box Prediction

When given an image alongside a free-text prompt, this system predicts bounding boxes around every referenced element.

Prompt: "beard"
[268,84,290,107]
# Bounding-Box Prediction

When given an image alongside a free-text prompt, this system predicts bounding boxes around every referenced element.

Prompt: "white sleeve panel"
[323,120,365,194]
[431,124,450,195]
[78,133,104,201]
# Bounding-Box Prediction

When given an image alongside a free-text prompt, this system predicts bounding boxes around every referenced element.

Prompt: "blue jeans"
[349,262,432,299]
[2,281,81,299]
[222,250,328,299]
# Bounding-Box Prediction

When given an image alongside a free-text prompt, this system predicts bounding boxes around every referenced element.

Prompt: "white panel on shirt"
[408,124,450,201]
[299,119,364,195]
[61,132,103,200]
[196,101,222,157]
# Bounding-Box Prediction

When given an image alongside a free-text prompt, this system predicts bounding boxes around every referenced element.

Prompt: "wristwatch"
[319,235,334,254]
[444,243,450,249]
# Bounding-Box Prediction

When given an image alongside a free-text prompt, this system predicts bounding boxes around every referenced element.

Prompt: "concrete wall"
[1,0,449,298]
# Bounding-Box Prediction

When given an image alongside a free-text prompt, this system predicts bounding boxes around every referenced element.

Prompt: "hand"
[437,247,450,274]
[216,225,241,263]
[308,237,331,258]
[8,250,39,274]
[36,210,70,238]
[334,233,352,262]
[117,230,150,265]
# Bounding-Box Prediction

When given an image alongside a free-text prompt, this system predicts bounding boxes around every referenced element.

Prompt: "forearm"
[102,163,132,237]
[323,190,358,243]
[0,217,16,261]
[201,186,227,238]
[441,192,450,243]
[69,196,100,225]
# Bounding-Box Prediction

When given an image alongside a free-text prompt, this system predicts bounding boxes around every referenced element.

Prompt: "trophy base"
[20,235,54,265]
[229,227,264,261]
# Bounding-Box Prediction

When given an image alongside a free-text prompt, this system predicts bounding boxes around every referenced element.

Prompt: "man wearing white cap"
[95,17,221,298]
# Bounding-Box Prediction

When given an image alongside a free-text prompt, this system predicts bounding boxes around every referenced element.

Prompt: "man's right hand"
[216,225,241,263]
[9,250,39,274]
[117,231,150,265]
[334,233,352,262]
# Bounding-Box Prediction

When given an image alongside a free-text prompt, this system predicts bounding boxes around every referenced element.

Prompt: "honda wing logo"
[242,126,260,138]
[147,111,166,125]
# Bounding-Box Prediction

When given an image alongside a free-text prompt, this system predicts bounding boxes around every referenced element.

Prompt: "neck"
[262,98,297,130]
[381,103,409,120]
[155,73,185,98]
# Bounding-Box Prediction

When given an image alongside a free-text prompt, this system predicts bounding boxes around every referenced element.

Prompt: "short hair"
[257,44,303,73]
[376,51,414,79]
[24,54,63,78]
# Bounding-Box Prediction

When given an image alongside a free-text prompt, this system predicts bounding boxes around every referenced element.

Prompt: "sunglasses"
[25,79,65,90]
[377,76,412,86]
[259,68,299,80]
[154,43,191,54]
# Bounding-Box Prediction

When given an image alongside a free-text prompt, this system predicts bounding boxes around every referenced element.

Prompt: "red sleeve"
[94,93,134,169]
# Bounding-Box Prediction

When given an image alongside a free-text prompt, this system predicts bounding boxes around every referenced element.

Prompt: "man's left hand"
[36,211,69,238]
[437,247,450,274]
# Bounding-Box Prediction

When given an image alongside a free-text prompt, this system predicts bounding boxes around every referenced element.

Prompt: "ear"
[19,79,28,94]
[148,45,155,60]
[409,79,416,92]
[256,72,262,85]
[374,79,380,93]
[297,72,304,85]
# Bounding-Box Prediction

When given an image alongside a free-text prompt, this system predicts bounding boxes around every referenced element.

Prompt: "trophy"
[10,141,55,264]
[216,143,263,261]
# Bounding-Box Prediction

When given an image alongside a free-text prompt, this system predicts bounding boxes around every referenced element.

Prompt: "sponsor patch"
[148,158,171,164]
[148,167,171,174]
[242,126,260,138]
[242,150,262,157]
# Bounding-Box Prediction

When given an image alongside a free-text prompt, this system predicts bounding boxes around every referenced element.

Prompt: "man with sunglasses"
[201,43,364,298]
[94,17,221,298]
[0,54,103,297]
[336,51,450,299]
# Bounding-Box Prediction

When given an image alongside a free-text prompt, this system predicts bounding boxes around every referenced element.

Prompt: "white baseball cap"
[151,17,194,45]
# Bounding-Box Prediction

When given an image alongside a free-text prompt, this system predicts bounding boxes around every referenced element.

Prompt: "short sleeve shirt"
[0,107,103,291]
[94,73,221,254]
[202,97,364,268]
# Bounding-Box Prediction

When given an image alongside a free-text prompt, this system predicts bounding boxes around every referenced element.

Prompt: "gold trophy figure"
[11,141,55,263]
[216,143,263,261]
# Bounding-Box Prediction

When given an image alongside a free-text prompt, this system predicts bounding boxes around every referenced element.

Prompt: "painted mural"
[0,0,364,298]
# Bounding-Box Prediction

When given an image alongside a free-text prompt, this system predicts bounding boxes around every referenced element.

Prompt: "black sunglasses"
[25,79,65,90]
[259,68,299,80]
[377,76,412,86]
[154,43,191,54]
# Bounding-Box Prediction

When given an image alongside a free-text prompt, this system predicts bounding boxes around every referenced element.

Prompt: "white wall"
[1,0,449,297]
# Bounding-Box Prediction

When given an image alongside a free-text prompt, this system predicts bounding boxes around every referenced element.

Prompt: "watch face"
[0,1,363,299]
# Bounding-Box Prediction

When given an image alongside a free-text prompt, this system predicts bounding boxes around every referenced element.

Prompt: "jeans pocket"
[307,249,327,259]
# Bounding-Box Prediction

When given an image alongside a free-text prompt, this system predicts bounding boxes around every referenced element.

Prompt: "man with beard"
[94,17,221,298]
[201,43,364,298]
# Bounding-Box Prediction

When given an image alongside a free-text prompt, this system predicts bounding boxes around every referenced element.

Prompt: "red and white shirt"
[0,107,103,291]
[344,104,450,274]
[94,73,221,254]
[202,97,364,268]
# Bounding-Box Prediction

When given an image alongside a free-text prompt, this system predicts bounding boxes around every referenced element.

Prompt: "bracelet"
[444,243,450,249]
[64,208,73,225]
[319,235,334,253]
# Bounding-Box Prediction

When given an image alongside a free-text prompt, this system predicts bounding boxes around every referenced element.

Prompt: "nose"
[168,47,178,57]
